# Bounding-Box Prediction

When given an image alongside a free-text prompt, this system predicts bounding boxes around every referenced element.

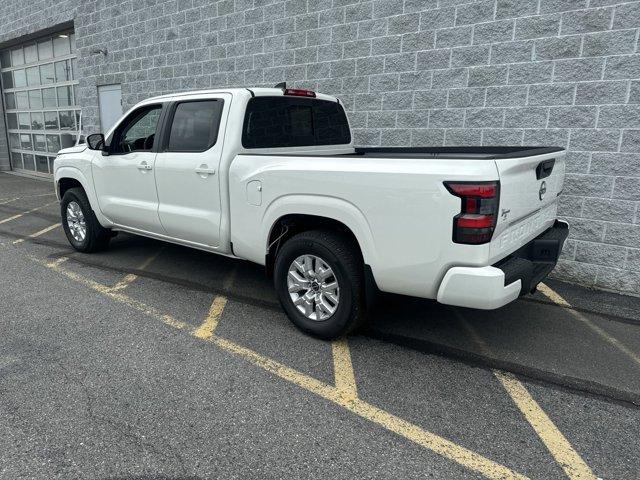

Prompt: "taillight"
[444,181,500,245]
[283,88,316,97]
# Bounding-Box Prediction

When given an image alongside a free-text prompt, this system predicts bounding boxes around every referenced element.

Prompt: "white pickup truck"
[54,86,568,338]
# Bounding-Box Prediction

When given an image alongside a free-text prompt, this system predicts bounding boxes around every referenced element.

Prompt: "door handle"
[137,161,152,171]
[195,165,216,176]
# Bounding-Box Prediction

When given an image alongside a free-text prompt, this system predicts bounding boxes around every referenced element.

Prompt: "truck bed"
[240,146,564,160]
[348,146,564,160]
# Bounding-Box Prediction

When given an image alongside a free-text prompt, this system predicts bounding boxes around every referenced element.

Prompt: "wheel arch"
[261,196,378,284]
[55,166,110,227]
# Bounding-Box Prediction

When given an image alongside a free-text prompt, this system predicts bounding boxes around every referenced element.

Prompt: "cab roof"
[145,87,338,103]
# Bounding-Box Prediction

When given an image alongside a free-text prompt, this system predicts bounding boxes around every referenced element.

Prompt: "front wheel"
[274,230,366,339]
[61,187,111,253]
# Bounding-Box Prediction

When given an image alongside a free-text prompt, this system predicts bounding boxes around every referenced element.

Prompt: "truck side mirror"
[87,133,106,151]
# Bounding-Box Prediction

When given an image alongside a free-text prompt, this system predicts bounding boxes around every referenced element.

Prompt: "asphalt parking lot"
[1,171,639,480]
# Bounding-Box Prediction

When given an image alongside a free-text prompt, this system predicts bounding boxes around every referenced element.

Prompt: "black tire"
[274,230,367,339]
[61,187,111,253]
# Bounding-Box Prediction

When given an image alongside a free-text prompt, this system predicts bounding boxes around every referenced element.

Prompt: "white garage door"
[1,30,80,176]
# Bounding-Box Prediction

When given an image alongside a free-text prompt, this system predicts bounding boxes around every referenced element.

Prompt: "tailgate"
[490,151,566,260]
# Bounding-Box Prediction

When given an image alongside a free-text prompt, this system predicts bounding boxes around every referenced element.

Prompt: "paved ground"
[0,171,639,480]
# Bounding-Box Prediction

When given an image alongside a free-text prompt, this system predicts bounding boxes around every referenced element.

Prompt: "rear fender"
[262,194,378,267]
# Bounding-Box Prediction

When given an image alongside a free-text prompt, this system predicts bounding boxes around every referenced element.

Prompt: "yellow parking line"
[458,311,596,480]
[331,338,358,400]
[194,296,228,340]
[35,255,188,331]
[0,201,57,225]
[109,248,163,292]
[213,335,527,480]
[495,372,596,480]
[34,255,527,480]
[12,223,61,244]
[0,193,54,206]
[46,257,69,268]
[538,283,640,368]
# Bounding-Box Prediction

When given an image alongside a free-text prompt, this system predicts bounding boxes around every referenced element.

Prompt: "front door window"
[110,105,161,154]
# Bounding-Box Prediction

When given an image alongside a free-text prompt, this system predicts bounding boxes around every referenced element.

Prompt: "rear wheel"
[274,230,366,339]
[61,187,111,252]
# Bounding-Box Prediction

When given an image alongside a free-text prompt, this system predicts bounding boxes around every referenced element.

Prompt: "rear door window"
[242,97,351,148]
[167,100,224,152]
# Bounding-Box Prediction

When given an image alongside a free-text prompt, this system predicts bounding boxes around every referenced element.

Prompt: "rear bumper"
[437,220,569,310]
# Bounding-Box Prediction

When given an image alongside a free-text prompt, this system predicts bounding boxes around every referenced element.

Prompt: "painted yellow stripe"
[331,338,358,400]
[194,296,228,340]
[34,255,527,480]
[0,201,57,225]
[212,335,527,480]
[46,256,69,268]
[538,283,640,368]
[109,248,163,291]
[0,193,54,206]
[457,311,596,480]
[495,372,596,480]
[34,255,188,331]
[12,223,61,244]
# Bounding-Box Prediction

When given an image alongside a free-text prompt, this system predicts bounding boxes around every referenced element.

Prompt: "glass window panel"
[53,35,71,57]
[5,92,16,109]
[55,60,70,82]
[11,48,24,66]
[0,50,11,68]
[36,155,49,173]
[9,133,20,149]
[59,110,75,130]
[15,91,29,109]
[11,152,23,170]
[20,133,32,149]
[46,134,61,153]
[57,86,72,106]
[42,87,56,107]
[75,110,81,128]
[60,133,74,149]
[40,63,55,84]
[168,100,223,152]
[24,44,38,64]
[6,113,18,129]
[13,69,27,87]
[28,89,43,109]
[44,112,59,129]
[23,154,35,171]
[38,40,53,60]
[1,71,13,89]
[26,66,40,86]
[70,33,76,53]
[116,106,162,153]
[48,156,56,173]
[31,112,44,130]
[34,134,46,151]
[18,113,30,129]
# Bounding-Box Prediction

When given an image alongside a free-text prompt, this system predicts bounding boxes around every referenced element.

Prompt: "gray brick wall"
[1,0,639,295]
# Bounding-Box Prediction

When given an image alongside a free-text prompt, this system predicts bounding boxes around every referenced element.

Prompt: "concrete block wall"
[1,0,639,295]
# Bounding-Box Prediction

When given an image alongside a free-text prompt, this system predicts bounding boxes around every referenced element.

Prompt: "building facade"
[1,0,639,295]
